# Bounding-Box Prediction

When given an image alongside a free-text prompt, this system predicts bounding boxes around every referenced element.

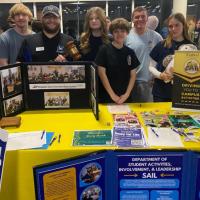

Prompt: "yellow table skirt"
[1,102,200,200]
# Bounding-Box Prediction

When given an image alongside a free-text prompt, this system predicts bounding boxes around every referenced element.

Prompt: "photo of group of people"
[80,162,102,186]
[28,65,85,83]
[44,92,70,108]
[81,185,102,200]
[1,66,22,98]
[3,94,23,116]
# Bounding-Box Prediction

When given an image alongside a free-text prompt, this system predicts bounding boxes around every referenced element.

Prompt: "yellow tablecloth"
[0,103,200,200]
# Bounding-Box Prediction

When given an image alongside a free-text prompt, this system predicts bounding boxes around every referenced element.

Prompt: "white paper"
[7,131,46,151]
[107,104,131,114]
[147,127,184,147]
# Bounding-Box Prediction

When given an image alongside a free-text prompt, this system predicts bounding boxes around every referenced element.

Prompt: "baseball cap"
[42,5,60,17]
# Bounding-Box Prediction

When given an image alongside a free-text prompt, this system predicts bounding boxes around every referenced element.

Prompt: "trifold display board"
[0,62,99,119]
[33,150,200,200]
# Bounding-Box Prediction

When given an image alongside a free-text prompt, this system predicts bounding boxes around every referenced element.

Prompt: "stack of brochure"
[112,113,147,148]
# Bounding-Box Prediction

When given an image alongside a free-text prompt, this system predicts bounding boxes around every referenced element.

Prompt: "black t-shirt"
[17,32,73,62]
[81,34,103,61]
[95,43,140,103]
[150,39,193,99]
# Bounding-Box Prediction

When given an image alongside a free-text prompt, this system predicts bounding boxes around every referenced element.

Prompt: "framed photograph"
[1,66,22,98]
[44,92,70,108]
[28,64,86,90]
[3,94,24,116]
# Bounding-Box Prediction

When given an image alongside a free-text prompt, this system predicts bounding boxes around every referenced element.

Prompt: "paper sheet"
[107,104,131,114]
[7,131,46,150]
[147,127,184,147]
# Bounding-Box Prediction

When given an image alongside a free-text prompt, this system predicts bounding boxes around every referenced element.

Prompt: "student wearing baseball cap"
[17,5,74,62]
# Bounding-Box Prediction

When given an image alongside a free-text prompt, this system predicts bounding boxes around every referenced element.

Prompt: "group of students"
[0,4,196,104]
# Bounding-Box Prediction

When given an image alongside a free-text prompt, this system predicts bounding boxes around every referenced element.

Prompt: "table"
[1,103,200,200]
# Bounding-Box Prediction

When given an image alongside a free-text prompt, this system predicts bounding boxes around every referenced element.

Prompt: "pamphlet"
[168,115,200,128]
[113,113,141,128]
[112,127,147,147]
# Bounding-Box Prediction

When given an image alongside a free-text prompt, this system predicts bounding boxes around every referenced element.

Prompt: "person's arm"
[149,58,172,82]
[118,69,136,104]
[98,66,120,103]
[149,58,161,78]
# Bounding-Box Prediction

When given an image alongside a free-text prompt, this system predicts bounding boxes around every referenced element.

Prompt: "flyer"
[112,127,147,147]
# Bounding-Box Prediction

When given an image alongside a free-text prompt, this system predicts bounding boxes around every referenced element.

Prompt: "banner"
[172,51,200,111]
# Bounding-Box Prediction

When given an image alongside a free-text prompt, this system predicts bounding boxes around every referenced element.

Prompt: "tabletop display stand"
[0,62,99,120]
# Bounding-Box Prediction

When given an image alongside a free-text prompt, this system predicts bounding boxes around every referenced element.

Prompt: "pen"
[41,130,45,140]
[50,136,57,146]
[151,128,159,137]
[58,134,61,143]
[171,128,184,136]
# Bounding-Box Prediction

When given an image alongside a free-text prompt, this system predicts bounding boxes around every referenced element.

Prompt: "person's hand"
[54,54,67,62]
[110,93,120,104]
[160,71,173,82]
[117,93,129,104]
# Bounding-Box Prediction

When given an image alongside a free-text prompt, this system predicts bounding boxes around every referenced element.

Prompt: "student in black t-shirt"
[79,7,110,61]
[17,5,73,62]
[95,18,140,104]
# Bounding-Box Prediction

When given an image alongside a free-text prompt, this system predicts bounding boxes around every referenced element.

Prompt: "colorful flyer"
[172,51,200,111]
[141,112,172,128]
[113,113,141,128]
[168,115,200,128]
[0,129,8,191]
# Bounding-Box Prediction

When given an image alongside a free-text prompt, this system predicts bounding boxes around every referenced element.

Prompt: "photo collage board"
[0,62,99,120]
[33,150,200,200]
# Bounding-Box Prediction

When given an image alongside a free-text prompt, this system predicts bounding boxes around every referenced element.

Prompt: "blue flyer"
[116,151,188,200]
[0,129,8,191]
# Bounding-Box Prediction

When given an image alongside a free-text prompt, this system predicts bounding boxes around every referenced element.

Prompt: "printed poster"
[117,153,184,200]
[172,51,200,111]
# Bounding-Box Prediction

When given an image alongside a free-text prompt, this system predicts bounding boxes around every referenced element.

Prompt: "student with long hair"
[149,13,194,102]
[80,7,109,61]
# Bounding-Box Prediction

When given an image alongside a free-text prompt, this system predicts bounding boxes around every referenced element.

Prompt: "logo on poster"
[184,59,200,74]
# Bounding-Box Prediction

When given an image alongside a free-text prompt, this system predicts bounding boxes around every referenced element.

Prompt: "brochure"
[112,127,147,147]
[168,115,200,128]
